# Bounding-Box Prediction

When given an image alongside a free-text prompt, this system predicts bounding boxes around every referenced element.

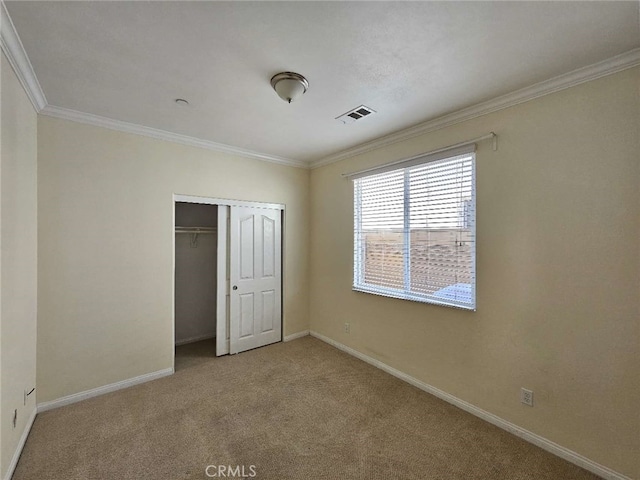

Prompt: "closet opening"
[172,194,285,372]
[174,202,218,371]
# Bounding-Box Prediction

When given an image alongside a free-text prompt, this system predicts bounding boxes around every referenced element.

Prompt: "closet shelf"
[175,226,217,234]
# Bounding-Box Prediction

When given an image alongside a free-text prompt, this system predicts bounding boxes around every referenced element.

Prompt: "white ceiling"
[5,1,640,165]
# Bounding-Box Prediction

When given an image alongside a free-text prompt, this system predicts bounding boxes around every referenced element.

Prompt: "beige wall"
[0,52,38,476]
[37,116,310,403]
[309,67,640,478]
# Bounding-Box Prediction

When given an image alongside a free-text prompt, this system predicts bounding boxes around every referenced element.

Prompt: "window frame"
[352,150,476,311]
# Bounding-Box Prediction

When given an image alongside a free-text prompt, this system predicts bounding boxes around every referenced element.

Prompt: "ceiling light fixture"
[270,72,309,103]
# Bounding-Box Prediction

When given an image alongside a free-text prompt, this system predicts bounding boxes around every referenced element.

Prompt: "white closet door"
[216,205,230,357]
[229,206,282,354]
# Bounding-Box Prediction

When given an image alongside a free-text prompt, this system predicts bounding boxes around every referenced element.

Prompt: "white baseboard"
[3,407,37,480]
[283,330,309,342]
[175,333,216,346]
[37,368,174,413]
[309,331,631,480]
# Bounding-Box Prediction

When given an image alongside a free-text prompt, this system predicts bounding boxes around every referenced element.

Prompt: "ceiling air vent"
[336,105,376,124]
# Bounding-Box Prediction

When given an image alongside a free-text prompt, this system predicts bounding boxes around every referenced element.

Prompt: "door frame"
[172,195,285,366]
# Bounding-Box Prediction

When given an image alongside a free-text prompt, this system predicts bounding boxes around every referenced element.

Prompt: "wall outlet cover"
[521,388,534,407]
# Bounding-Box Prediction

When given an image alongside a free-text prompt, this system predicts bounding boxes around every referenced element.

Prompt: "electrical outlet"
[12,409,17,429]
[521,388,534,407]
[344,322,350,334]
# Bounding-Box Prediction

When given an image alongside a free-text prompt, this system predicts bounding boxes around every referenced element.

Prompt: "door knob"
[232,285,238,290]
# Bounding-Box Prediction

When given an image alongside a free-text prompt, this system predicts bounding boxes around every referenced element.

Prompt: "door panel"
[262,216,275,277]
[239,293,254,338]
[261,290,275,332]
[239,216,255,279]
[230,206,282,354]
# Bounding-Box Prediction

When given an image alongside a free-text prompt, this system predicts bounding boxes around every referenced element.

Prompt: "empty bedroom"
[0,1,638,479]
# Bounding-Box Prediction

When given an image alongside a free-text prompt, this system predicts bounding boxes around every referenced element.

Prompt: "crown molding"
[310,47,640,169]
[40,105,308,168]
[0,0,47,111]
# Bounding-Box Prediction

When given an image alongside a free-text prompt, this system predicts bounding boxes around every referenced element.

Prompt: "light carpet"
[13,336,600,479]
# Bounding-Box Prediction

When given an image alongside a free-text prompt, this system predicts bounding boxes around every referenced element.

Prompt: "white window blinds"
[353,147,476,310]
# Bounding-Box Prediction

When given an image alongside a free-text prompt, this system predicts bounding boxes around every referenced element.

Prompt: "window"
[353,148,476,310]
